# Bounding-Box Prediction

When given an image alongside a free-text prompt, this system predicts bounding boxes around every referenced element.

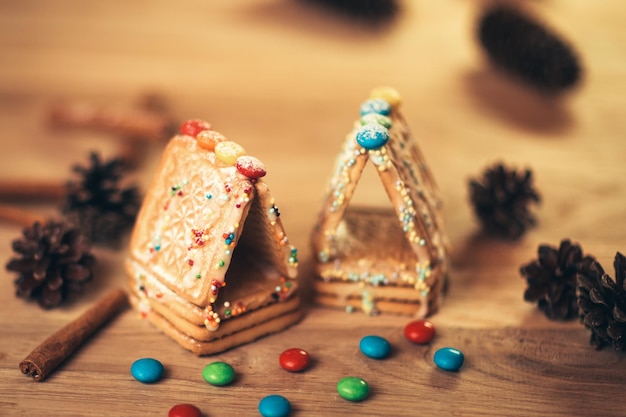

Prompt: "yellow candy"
[369,86,402,109]
[197,130,226,151]
[215,141,246,166]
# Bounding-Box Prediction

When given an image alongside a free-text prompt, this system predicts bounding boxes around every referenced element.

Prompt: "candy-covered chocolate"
[130,357,164,383]
[196,130,226,151]
[360,98,392,117]
[180,119,211,137]
[215,141,246,165]
[202,361,236,386]
[236,155,267,179]
[337,376,369,401]
[355,123,390,150]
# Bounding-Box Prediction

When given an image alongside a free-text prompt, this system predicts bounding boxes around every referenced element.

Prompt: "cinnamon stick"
[0,203,47,227]
[19,288,129,382]
[0,180,66,201]
[48,101,172,143]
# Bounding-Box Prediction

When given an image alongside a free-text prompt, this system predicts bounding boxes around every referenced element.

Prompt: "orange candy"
[197,130,226,151]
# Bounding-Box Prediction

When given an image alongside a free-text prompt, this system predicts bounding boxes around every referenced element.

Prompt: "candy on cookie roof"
[179,119,267,180]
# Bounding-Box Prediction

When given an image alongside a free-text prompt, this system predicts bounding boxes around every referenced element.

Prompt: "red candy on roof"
[180,119,211,137]
[236,155,267,179]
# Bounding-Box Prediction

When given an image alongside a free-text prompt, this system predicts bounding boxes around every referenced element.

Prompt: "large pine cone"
[469,163,540,240]
[62,152,140,247]
[577,252,626,350]
[6,221,96,309]
[520,239,594,320]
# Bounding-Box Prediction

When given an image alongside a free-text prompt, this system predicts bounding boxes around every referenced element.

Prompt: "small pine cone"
[577,252,626,351]
[469,163,540,239]
[520,239,595,320]
[62,152,141,247]
[5,221,96,309]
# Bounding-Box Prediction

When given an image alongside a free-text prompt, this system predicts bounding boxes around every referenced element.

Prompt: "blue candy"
[360,99,392,117]
[130,357,164,383]
[355,124,390,150]
[434,347,464,371]
[359,335,391,359]
[258,395,291,417]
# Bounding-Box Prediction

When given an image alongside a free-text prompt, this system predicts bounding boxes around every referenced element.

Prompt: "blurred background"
[1,0,625,292]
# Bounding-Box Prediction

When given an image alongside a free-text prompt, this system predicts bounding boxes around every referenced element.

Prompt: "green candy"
[337,376,369,401]
[202,361,236,386]
[360,113,392,129]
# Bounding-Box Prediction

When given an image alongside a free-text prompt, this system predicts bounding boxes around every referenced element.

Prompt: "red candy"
[180,119,211,137]
[168,403,201,417]
[279,348,310,372]
[236,155,267,179]
[404,319,436,344]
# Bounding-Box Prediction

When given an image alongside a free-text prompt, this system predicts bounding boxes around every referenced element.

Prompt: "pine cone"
[62,152,141,247]
[577,252,626,351]
[298,0,399,24]
[6,221,96,309]
[520,239,595,320]
[469,163,540,239]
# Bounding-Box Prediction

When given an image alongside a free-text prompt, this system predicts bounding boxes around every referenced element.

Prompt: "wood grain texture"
[1,0,625,416]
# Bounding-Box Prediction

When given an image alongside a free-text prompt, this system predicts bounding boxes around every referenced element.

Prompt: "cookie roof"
[128,121,298,307]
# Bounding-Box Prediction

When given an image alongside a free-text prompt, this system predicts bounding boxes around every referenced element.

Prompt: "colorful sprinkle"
[288,248,298,266]
[215,141,246,165]
[180,119,211,137]
[196,129,226,151]
[360,98,391,117]
[236,155,267,179]
[355,124,390,150]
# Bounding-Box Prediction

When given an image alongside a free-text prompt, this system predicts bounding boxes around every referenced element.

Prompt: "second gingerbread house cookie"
[311,88,449,317]
[126,120,300,355]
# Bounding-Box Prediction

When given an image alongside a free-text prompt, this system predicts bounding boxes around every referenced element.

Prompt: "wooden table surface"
[1,1,625,416]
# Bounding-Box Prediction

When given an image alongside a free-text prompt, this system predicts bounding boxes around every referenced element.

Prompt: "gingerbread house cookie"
[126,120,300,355]
[311,88,449,317]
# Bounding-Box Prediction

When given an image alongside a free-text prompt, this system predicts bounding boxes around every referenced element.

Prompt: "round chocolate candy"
[258,394,291,417]
[196,130,226,151]
[355,124,390,150]
[337,376,369,402]
[202,361,236,386]
[434,347,464,372]
[168,403,202,417]
[236,155,266,179]
[130,357,164,384]
[360,113,392,129]
[369,86,402,109]
[279,348,310,372]
[359,98,391,117]
[404,319,436,344]
[180,119,211,137]
[215,141,246,165]
[359,335,391,359]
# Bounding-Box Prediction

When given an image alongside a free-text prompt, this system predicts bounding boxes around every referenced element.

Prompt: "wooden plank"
[0,0,625,415]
